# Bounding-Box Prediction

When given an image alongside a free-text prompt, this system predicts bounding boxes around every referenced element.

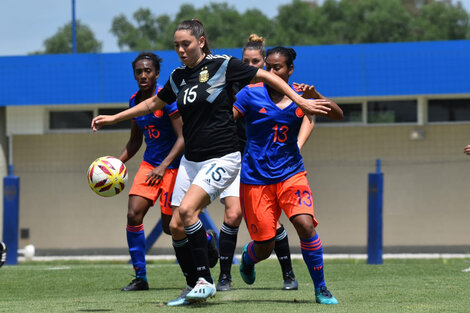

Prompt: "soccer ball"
[87,156,128,197]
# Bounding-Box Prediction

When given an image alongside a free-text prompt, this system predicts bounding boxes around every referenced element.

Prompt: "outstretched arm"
[294,83,343,120]
[251,69,332,116]
[91,95,167,131]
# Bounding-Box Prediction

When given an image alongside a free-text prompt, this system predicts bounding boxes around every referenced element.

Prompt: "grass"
[0,258,469,313]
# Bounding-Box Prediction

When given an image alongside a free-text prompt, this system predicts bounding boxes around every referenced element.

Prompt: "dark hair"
[243,34,266,58]
[266,47,297,68]
[132,52,162,72]
[175,19,211,55]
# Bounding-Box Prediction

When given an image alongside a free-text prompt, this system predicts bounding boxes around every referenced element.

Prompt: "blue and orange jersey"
[129,84,181,169]
[234,83,306,185]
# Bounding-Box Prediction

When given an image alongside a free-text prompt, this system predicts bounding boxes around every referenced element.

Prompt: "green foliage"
[35,0,470,54]
[31,20,102,54]
[0,258,469,312]
[109,0,470,51]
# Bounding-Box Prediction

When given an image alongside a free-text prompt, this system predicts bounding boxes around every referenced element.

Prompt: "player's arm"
[250,69,332,116]
[294,82,343,120]
[92,95,167,131]
[146,113,184,186]
[233,107,242,120]
[118,120,143,163]
[298,115,314,150]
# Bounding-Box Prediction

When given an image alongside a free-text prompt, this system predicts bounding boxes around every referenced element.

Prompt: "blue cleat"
[239,243,256,285]
[186,277,216,302]
[315,286,338,305]
[167,286,192,306]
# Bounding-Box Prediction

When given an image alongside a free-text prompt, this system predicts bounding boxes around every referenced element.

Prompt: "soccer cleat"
[216,273,232,291]
[186,277,216,301]
[0,242,7,268]
[315,286,338,305]
[207,229,219,268]
[282,270,298,290]
[167,286,192,306]
[239,243,256,285]
[121,277,149,291]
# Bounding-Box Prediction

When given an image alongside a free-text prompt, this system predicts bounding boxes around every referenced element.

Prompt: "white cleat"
[186,277,216,302]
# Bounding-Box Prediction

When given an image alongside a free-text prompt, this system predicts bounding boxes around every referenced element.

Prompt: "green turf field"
[0,258,469,313]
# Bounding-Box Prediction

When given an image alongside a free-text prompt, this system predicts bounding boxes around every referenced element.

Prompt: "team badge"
[295,107,305,118]
[199,67,209,82]
[153,109,163,118]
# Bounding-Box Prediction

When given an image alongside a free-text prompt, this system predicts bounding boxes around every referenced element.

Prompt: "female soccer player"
[91,19,332,303]
[216,34,300,292]
[234,46,342,305]
[118,52,184,291]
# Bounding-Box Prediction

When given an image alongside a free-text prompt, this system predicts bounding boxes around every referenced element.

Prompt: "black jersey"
[158,54,258,162]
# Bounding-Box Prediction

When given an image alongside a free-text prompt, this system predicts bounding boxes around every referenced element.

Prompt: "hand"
[298,98,331,116]
[465,145,470,155]
[91,115,116,132]
[293,82,321,99]
[145,165,167,186]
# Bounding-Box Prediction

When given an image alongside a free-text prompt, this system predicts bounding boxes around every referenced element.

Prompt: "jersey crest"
[199,66,209,82]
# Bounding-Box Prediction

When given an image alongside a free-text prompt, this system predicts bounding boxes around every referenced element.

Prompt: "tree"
[108,0,470,51]
[110,8,174,51]
[31,20,102,54]
[409,0,470,40]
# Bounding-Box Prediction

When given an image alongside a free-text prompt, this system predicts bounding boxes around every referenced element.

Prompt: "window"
[428,99,470,122]
[49,111,93,129]
[367,100,417,123]
[98,108,131,130]
[316,103,363,123]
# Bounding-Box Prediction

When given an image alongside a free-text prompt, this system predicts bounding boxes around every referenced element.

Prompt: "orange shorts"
[241,171,318,242]
[129,161,178,216]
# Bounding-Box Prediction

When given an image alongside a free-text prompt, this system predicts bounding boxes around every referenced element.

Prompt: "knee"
[177,204,193,222]
[126,207,141,225]
[292,217,315,238]
[169,218,183,236]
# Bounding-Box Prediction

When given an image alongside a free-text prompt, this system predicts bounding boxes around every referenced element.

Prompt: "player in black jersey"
[92,19,333,304]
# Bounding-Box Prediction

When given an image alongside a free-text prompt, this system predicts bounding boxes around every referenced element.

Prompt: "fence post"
[367,159,383,264]
[3,165,20,265]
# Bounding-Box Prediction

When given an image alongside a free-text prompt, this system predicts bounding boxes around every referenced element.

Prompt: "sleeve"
[157,78,177,105]
[226,57,258,88]
[233,86,250,116]
[165,101,179,117]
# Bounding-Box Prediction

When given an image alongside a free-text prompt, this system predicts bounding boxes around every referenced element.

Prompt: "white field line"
[19,253,470,262]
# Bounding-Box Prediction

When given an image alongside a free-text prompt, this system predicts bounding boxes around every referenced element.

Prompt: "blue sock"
[300,233,325,290]
[126,224,147,281]
[242,241,260,266]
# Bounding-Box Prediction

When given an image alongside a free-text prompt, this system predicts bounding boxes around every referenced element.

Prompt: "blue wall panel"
[1,40,469,106]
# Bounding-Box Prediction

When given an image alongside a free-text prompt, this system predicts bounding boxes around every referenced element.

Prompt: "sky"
[0,0,295,56]
[1,0,470,56]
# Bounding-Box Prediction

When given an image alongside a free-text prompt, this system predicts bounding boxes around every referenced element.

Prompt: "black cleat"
[282,270,298,290]
[0,242,7,268]
[207,229,219,268]
[216,273,232,291]
[121,277,149,291]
